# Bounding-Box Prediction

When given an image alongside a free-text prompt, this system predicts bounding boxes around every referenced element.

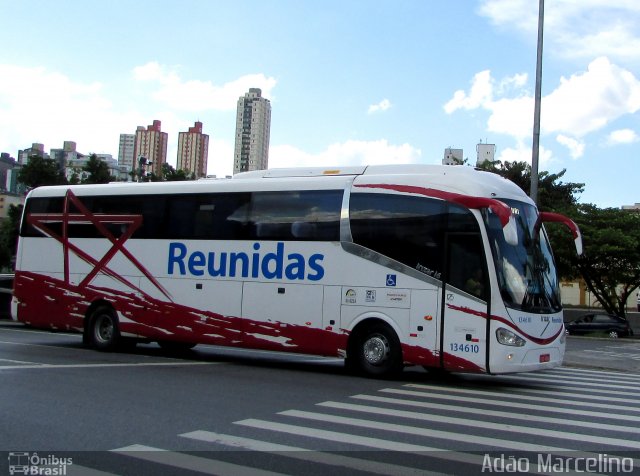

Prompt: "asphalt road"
[1,321,640,475]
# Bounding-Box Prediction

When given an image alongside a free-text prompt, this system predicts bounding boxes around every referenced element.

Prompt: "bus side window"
[349,193,446,278]
[248,190,341,241]
[21,197,65,237]
[165,193,251,240]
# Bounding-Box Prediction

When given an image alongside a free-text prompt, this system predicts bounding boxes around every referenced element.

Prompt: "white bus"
[12,165,582,377]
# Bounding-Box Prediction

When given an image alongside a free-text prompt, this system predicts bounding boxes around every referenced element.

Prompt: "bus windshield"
[484,199,561,314]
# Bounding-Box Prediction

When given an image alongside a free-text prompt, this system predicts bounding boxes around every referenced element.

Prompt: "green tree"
[161,163,193,181]
[572,205,640,317]
[0,204,23,271]
[476,160,584,212]
[82,154,114,184]
[17,155,67,188]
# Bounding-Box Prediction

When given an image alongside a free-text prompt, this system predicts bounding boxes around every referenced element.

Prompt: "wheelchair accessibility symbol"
[386,274,396,287]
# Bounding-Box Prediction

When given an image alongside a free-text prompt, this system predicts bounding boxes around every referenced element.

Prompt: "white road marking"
[181,430,430,476]
[317,401,640,449]
[279,410,573,453]
[112,444,286,476]
[351,393,640,435]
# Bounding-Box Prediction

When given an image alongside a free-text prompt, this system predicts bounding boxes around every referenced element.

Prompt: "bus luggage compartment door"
[241,281,324,353]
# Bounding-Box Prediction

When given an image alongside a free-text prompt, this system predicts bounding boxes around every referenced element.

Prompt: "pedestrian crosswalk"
[109,367,640,475]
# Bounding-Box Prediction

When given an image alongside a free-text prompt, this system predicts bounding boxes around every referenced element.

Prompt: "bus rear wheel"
[88,305,121,351]
[348,323,403,378]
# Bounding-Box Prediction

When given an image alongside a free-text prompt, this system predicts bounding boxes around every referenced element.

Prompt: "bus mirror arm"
[538,212,583,256]
[453,195,518,246]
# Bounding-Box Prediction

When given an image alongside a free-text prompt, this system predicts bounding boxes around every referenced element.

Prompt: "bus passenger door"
[440,233,489,373]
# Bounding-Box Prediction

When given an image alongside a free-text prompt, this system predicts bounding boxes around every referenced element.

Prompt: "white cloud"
[497,142,554,168]
[133,61,277,112]
[498,73,528,94]
[486,96,533,139]
[444,57,640,151]
[270,139,421,169]
[207,139,235,177]
[607,128,639,145]
[444,70,493,114]
[478,0,640,62]
[556,135,585,159]
[0,63,143,157]
[367,99,392,114]
[543,57,640,136]
[0,62,280,165]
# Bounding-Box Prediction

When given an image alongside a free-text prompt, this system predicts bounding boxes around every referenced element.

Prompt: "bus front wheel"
[348,323,403,377]
[88,305,121,351]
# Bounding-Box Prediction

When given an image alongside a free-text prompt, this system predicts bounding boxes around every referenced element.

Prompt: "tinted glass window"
[166,193,251,240]
[350,193,447,279]
[80,195,166,239]
[21,197,64,237]
[247,190,342,241]
[22,190,342,242]
[593,314,616,323]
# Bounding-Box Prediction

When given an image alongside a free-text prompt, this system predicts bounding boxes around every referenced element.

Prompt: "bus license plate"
[539,354,550,363]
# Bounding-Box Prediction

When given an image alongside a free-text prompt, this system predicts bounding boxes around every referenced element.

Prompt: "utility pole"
[530,0,544,205]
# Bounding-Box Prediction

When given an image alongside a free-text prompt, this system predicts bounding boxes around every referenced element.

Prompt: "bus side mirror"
[538,212,583,256]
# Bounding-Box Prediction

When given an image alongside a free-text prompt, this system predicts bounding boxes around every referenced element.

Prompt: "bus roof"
[25,164,532,205]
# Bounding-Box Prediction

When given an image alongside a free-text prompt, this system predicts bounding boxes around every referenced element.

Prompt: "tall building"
[65,154,120,183]
[134,120,168,177]
[443,147,463,165]
[177,121,209,178]
[233,88,271,174]
[476,142,496,166]
[50,141,82,172]
[18,143,49,165]
[0,153,16,192]
[118,134,136,173]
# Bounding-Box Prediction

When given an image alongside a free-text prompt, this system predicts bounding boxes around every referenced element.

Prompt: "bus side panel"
[14,271,88,331]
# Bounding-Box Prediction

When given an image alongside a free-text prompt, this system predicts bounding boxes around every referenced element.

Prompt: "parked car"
[565,313,634,338]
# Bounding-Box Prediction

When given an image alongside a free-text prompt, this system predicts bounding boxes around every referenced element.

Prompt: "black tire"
[88,305,121,351]
[158,340,197,352]
[348,323,403,377]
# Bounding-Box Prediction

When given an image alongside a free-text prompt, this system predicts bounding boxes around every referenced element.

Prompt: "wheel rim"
[95,315,114,344]
[609,331,619,338]
[363,334,389,365]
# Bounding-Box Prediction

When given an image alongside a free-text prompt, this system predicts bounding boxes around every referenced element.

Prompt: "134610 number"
[450,343,479,353]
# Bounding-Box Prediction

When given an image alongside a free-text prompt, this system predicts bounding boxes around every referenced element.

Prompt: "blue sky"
[1,0,638,208]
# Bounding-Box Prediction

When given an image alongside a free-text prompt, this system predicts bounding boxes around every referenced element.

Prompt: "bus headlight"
[496,328,525,347]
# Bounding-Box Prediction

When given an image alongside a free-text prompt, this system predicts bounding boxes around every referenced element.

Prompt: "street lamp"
[530,0,544,205]
[137,155,148,182]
